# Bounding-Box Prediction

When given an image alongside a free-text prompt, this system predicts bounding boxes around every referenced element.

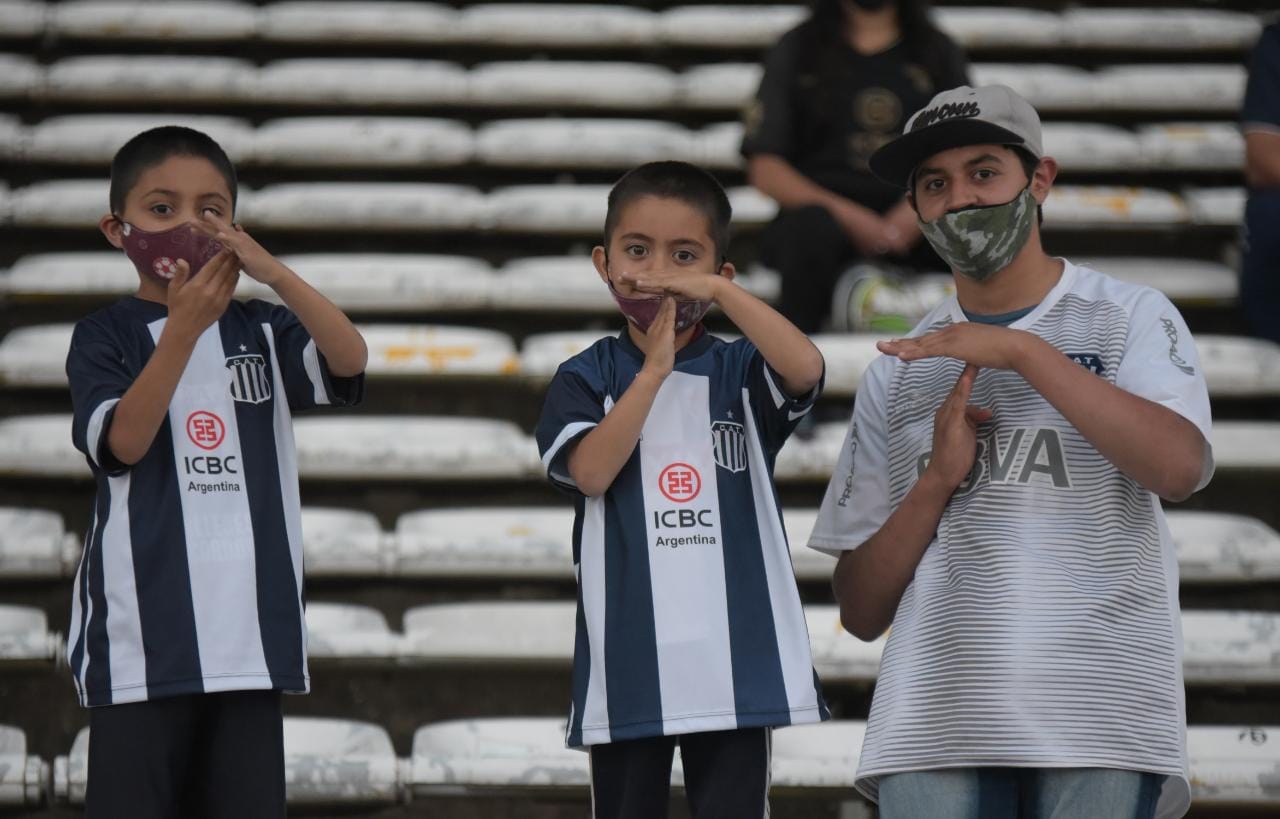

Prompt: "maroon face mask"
[607,277,713,333]
[117,220,224,284]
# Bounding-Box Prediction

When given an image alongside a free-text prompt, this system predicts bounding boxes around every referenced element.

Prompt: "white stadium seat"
[468,62,678,109]
[9,179,111,228]
[24,114,254,164]
[806,605,886,683]
[1137,123,1244,172]
[483,185,609,234]
[811,334,890,398]
[1183,611,1280,685]
[695,121,746,170]
[253,59,467,106]
[781,509,837,582]
[493,257,614,312]
[410,718,588,795]
[0,507,77,579]
[1188,726,1280,807]
[42,56,253,103]
[769,722,864,790]
[259,2,457,44]
[0,3,44,39]
[728,185,780,226]
[456,5,656,48]
[0,416,86,478]
[301,507,388,578]
[1168,511,1280,584]
[775,422,846,482]
[0,55,40,99]
[518,331,613,377]
[305,603,402,660]
[394,507,574,579]
[1196,336,1280,398]
[0,605,59,663]
[293,416,537,480]
[1043,186,1189,226]
[1062,9,1262,51]
[680,63,762,110]
[402,601,574,664]
[1041,123,1143,172]
[932,7,1063,49]
[475,119,693,169]
[1185,187,1246,227]
[657,6,806,49]
[263,254,495,312]
[240,183,481,231]
[283,718,402,807]
[1076,257,1237,305]
[0,253,136,298]
[53,728,87,805]
[0,725,47,807]
[360,324,518,377]
[52,1,259,41]
[0,115,22,161]
[1212,422,1280,471]
[0,324,72,388]
[1096,65,1247,113]
[252,117,473,168]
[969,64,1097,111]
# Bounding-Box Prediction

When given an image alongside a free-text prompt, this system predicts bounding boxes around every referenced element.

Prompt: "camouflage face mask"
[918,186,1037,282]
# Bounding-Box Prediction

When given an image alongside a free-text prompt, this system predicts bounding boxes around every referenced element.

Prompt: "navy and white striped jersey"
[65,296,364,707]
[535,328,830,748]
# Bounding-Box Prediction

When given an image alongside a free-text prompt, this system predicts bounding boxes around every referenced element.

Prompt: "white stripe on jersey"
[543,421,598,486]
[579,493,611,745]
[102,471,146,694]
[302,338,329,406]
[85,398,119,469]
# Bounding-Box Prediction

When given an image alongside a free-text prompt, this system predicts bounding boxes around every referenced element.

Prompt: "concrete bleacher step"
[253,117,474,168]
[1079,257,1239,305]
[0,507,79,579]
[19,114,255,164]
[242,182,484,231]
[254,58,468,107]
[306,603,404,660]
[54,717,404,807]
[300,507,389,578]
[0,725,48,807]
[0,605,60,664]
[394,507,574,579]
[51,1,259,42]
[44,55,255,104]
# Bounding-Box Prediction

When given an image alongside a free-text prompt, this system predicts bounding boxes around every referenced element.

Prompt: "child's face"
[100,154,234,248]
[593,195,722,298]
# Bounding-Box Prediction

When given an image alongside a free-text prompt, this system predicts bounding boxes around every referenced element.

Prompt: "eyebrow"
[140,188,230,202]
[917,153,1007,180]
[619,231,707,249]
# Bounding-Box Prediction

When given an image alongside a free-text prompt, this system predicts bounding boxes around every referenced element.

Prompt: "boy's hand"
[199,213,290,288]
[877,323,1033,371]
[165,249,240,343]
[639,297,676,380]
[618,269,723,303]
[925,364,993,491]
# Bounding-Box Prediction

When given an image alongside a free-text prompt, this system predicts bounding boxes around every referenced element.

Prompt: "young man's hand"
[199,213,291,288]
[924,364,993,491]
[165,249,239,343]
[639,297,676,380]
[877,323,1035,371]
[618,269,724,303]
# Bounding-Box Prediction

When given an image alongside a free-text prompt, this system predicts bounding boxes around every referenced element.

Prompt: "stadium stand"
[0,724,48,807]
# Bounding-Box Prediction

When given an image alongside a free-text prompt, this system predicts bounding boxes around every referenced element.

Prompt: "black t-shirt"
[742,25,969,213]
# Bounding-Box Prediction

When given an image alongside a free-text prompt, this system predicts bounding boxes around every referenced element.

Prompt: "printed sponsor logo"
[838,423,859,508]
[186,411,225,450]
[711,420,747,473]
[917,426,1073,494]
[1160,318,1195,376]
[658,463,701,503]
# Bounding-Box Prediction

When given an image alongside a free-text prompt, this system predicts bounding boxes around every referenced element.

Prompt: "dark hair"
[795,0,956,91]
[603,161,732,260]
[108,126,237,215]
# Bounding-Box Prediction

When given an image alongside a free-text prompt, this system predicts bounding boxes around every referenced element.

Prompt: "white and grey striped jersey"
[809,261,1213,819]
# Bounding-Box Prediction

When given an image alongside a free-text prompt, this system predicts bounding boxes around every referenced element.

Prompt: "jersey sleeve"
[65,318,132,475]
[534,360,608,495]
[265,303,365,411]
[741,340,824,449]
[740,31,800,159]
[807,356,893,556]
[1243,24,1280,134]
[1114,289,1215,492]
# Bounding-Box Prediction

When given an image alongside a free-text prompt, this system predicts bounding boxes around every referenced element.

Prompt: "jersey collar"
[616,322,714,365]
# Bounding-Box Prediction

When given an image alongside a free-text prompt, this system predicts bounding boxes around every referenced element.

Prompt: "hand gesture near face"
[639,297,677,381]
[925,364,994,491]
[166,249,240,341]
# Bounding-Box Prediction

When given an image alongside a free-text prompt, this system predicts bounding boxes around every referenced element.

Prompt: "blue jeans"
[878,767,1162,819]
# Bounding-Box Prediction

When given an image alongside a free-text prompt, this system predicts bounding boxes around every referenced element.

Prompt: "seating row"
[2,415,1278,482]
[0,253,1243,308]
[33,717,1280,808]
[0,114,1247,174]
[4,505,1277,585]
[0,3,1263,52]
[5,322,1277,399]
[0,54,1249,114]
[0,179,1249,232]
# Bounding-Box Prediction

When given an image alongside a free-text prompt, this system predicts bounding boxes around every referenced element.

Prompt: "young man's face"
[910,144,1042,224]
[100,154,234,247]
[592,195,726,297]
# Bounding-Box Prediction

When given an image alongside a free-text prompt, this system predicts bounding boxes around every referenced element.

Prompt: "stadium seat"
[0,3,44,40]
[253,59,467,106]
[52,728,87,805]
[805,605,886,683]
[1185,188,1247,227]
[1096,65,1246,113]
[695,121,746,170]
[254,254,495,312]
[483,185,609,234]
[1168,511,1280,584]
[780,509,837,582]
[775,422,846,482]
[0,605,59,664]
[493,256,615,313]
[1187,726,1280,807]
[968,64,1097,111]
[810,334,890,398]
[0,253,138,298]
[680,63,761,110]
[42,56,254,104]
[0,725,46,807]
[9,179,112,228]
[1061,9,1262,51]
[1042,186,1189,226]
[475,119,693,169]
[518,330,613,378]
[401,601,574,664]
[258,1,458,44]
[0,324,72,388]
[0,416,86,479]
[728,185,780,226]
[293,416,538,480]
[1074,257,1237,305]
[468,62,678,109]
[1196,336,1280,398]
[301,507,389,578]
[24,114,255,164]
[0,507,77,579]
[1213,422,1280,471]
[410,717,589,795]
[240,183,481,231]
[657,6,806,49]
[932,7,1063,49]
[0,55,40,100]
[252,117,473,168]
[362,324,518,378]
[52,1,258,41]
[769,721,864,790]
[1041,123,1143,172]
[1183,611,1280,685]
[1137,123,1244,172]
[305,602,402,660]
[394,507,574,579]
[456,5,656,48]
[0,115,22,161]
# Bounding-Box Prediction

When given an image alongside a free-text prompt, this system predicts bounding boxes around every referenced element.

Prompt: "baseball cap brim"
[869,119,1029,189]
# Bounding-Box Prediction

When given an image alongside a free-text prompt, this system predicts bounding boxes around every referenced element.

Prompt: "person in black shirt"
[743,0,969,332]
[1241,22,1280,343]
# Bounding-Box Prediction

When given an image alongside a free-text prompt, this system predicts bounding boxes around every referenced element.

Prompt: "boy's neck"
[134,279,170,306]
[626,322,700,358]
[952,233,1064,316]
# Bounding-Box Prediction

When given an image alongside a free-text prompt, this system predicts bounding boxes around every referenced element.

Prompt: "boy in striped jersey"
[535,161,829,818]
[811,86,1212,818]
[66,126,367,817]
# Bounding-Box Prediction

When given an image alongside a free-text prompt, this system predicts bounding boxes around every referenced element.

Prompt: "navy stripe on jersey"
[81,483,112,705]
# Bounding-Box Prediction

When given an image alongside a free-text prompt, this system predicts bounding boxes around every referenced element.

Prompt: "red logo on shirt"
[658,463,701,503]
[186,411,226,450]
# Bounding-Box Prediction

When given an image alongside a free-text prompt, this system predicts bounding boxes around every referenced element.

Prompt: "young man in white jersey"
[808,85,1213,818]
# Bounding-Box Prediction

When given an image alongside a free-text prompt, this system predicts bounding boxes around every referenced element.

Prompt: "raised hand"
[925,364,994,491]
[198,212,287,287]
[617,269,723,303]
[878,322,1032,371]
[640,297,676,380]
[165,249,240,342]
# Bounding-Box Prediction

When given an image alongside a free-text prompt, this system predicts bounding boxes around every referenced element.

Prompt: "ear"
[1030,156,1058,205]
[591,246,609,284]
[717,260,737,282]
[99,213,124,249]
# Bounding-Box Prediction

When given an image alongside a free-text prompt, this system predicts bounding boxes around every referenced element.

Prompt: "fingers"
[954,363,980,401]
[651,296,676,338]
[964,405,994,424]
[171,259,191,289]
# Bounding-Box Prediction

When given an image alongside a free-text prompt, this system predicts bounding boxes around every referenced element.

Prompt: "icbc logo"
[186,411,225,450]
[658,463,701,503]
